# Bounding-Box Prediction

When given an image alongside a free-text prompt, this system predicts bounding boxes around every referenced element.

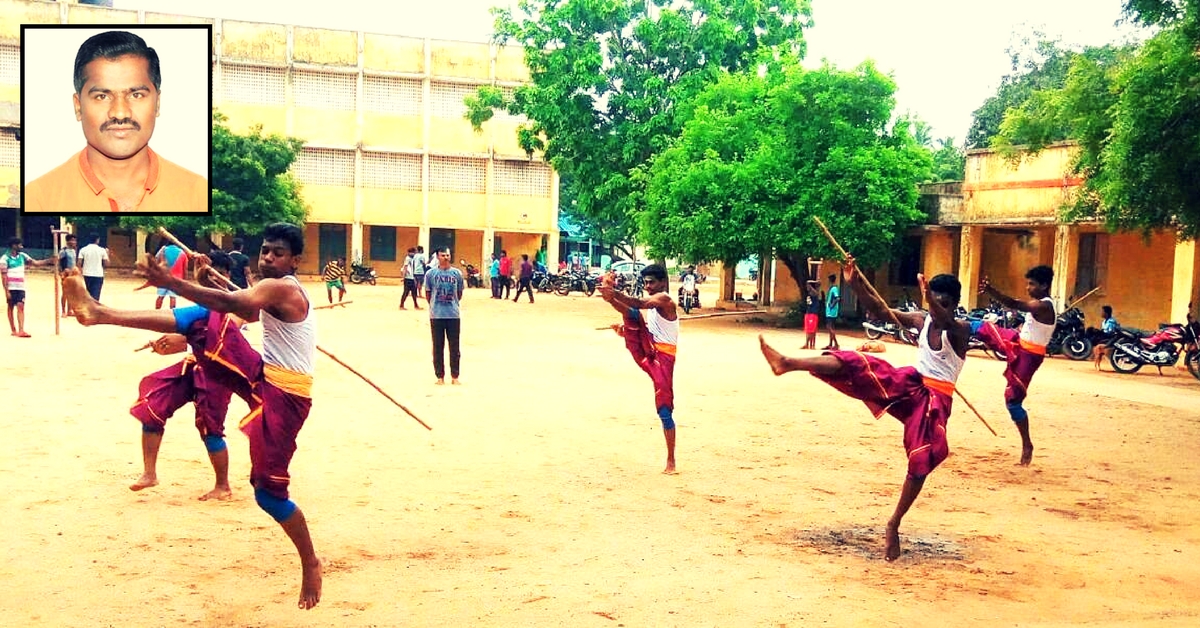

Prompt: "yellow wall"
[429,192,486,226]
[360,190,423,225]
[962,144,1078,224]
[493,196,552,231]
[105,228,140,268]
[495,46,530,82]
[302,185,355,223]
[221,104,288,136]
[65,4,128,24]
[144,12,215,27]
[922,230,958,278]
[979,231,1048,299]
[1095,231,1176,330]
[0,0,59,41]
[1,165,17,207]
[293,27,357,66]
[293,108,357,146]
[362,114,423,150]
[363,33,424,73]
[457,229,486,272]
[494,231,541,267]
[431,41,490,80]
[221,21,287,63]
[300,224,321,275]
[491,119,531,157]
[430,120,489,154]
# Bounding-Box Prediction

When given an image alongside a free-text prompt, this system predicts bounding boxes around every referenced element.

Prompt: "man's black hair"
[89,233,100,242]
[231,237,244,250]
[262,223,304,256]
[641,263,668,282]
[7,236,20,247]
[1026,265,1054,286]
[928,274,962,304]
[208,249,232,272]
[65,234,77,242]
[1102,304,1113,316]
[828,273,837,283]
[74,31,161,94]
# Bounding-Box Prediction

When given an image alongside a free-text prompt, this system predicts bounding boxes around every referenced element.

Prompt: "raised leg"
[759,335,843,376]
[64,274,178,333]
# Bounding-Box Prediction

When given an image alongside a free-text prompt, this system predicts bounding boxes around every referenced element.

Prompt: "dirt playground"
[2,272,1199,627]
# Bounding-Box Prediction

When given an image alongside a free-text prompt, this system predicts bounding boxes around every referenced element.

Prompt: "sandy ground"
[3,272,1200,627]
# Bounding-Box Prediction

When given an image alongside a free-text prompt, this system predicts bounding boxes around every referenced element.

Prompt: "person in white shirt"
[77,233,109,301]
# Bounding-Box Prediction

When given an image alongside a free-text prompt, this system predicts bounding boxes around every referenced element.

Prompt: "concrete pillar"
[1170,237,1200,322]
[418,226,430,253]
[958,225,983,308]
[757,252,773,306]
[351,222,364,264]
[136,229,148,256]
[1051,224,1078,310]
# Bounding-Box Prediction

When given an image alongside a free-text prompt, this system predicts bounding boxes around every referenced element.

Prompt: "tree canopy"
[639,58,932,290]
[467,0,812,254]
[67,110,308,240]
[993,0,1200,236]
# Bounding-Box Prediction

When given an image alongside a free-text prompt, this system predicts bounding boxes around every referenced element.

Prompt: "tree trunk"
[777,252,815,295]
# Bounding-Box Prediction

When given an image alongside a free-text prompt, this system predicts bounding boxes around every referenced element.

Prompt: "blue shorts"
[156,287,178,298]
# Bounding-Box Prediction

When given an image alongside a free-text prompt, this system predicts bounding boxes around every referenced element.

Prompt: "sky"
[116,0,1145,143]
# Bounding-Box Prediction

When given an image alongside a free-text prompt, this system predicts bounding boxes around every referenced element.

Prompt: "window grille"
[292,147,354,187]
[293,69,356,111]
[0,132,18,169]
[494,160,550,196]
[363,76,422,116]
[493,86,526,121]
[430,81,478,119]
[361,152,422,190]
[368,225,397,261]
[429,155,485,193]
[0,45,19,86]
[220,65,285,105]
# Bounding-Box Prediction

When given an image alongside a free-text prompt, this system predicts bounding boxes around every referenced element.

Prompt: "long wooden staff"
[154,227,431,430]
[314,300,354,310]
[812,216,998,437]
[592,308,768,330]
[1067,285,1102,310]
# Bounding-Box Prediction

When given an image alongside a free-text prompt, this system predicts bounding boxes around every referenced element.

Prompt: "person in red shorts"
[975,265,1056,466]
[803,280,821,349]
[597,264,679,474]
[128,250,245,501]
[758,256,970,561]
[63,223,322,610]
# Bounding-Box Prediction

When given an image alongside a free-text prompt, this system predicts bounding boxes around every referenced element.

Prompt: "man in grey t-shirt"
[423,248,464,384]
[59,233,78,316]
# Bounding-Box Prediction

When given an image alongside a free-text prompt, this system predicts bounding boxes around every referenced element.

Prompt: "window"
[0,45,18,85]
[221,65,285,105]
[494,159,550,196]
[362,152,422,190]
[430,228,455,258]
[368,226,397,262]
[293,69,356,111]
[1074,233,1109,295]
[430,81,478,119]
[292,147,355,187]
[363,76,422,115]
[0,131,18,169]
[429,156,485,193]
[888,236,922,287]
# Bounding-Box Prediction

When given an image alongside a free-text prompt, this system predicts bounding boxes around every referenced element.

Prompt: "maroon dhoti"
[977,322,1044,405]
[622,308,675,413]
[813,350,954,478]
[130,357,234,439]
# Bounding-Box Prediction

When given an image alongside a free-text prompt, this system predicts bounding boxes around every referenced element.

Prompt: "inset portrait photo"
[21,25,212,215]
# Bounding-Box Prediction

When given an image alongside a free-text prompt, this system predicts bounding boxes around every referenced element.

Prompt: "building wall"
[1098,231,1176,329]
[961,144,1080,225]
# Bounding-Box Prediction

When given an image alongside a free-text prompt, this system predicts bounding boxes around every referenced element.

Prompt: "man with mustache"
[24,30,208,212]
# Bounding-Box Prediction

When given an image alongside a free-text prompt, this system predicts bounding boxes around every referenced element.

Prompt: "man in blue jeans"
[423,248,465,384]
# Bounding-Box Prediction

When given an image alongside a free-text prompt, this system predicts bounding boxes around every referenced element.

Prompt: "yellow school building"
[0,0,559,276]
[721,142,1200,331]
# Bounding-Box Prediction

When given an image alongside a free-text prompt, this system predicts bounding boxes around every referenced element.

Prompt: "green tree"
[65,110,308,241]
[640,58,932,292]
[467,0,812,254]
[994,1,1200,236]
[929,136,965,181]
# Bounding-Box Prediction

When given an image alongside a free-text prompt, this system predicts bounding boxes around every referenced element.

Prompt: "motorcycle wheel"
[682,297,693,314]
[1063,337,1092,361]
[990,346,1007,361]
[555,281,570,296]
[1108,343,1143,373]
[368,277,377,286]
[585,283,595,297]
[1186,350,1200,381]
[864,327,883,341]
[349,275,364,284]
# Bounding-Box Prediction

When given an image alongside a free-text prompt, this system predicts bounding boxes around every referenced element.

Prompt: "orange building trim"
[962,177,1083,192]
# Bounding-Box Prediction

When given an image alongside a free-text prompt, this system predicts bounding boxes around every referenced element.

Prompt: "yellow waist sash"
[264,363,313,398]
[921,376,956,397]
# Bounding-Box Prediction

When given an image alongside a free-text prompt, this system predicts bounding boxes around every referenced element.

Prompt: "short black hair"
[65,234,77,242]
[6,236,20,247]
[231,237,244,249]
[207,249,232,272]
[89,233,100,242]
[262,223,304,256]
[828,274,837,283]
[641,263,668,282]
[1102,305,1113,316]
[1026,265,1054,286]
[74,31,161,94]
[521,254,529,261]
[928,274,962,304]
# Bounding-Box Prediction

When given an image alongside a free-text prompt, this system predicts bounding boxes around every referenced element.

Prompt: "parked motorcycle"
[956,306,1007,360]
[349,262,377,285]
[862,295,921,346]
[1046,307,1093,361]
[554,270,597,297]
[460,260,483,288]
[533,270,553,293]
[1107,315,1200,375]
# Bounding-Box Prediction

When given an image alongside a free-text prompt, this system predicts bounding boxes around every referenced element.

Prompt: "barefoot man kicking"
[597,264,679,474]
[759,260,969,561]
[128,250,243,501]
[64,223,322,609]
[976,265,1055,466]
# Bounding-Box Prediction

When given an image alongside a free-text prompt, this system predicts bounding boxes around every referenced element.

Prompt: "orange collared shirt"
[24,147,209,213]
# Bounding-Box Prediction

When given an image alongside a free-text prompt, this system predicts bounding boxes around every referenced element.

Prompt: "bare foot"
[885,524,902,561]
[299,558,323,610]
[198,486,232,501]
[129,474,158,491]
[15,331,30,338]
[62,274,101,326]
[662,461,677,475]
[435,378,445,385]
[1019,445,1034,466]
[759,335,788,375]
[451,378,461,385]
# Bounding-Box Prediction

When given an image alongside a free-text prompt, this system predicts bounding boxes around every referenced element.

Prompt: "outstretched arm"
[979,277,1055,323]
[139,253,300,323]
[844,257,925,330]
